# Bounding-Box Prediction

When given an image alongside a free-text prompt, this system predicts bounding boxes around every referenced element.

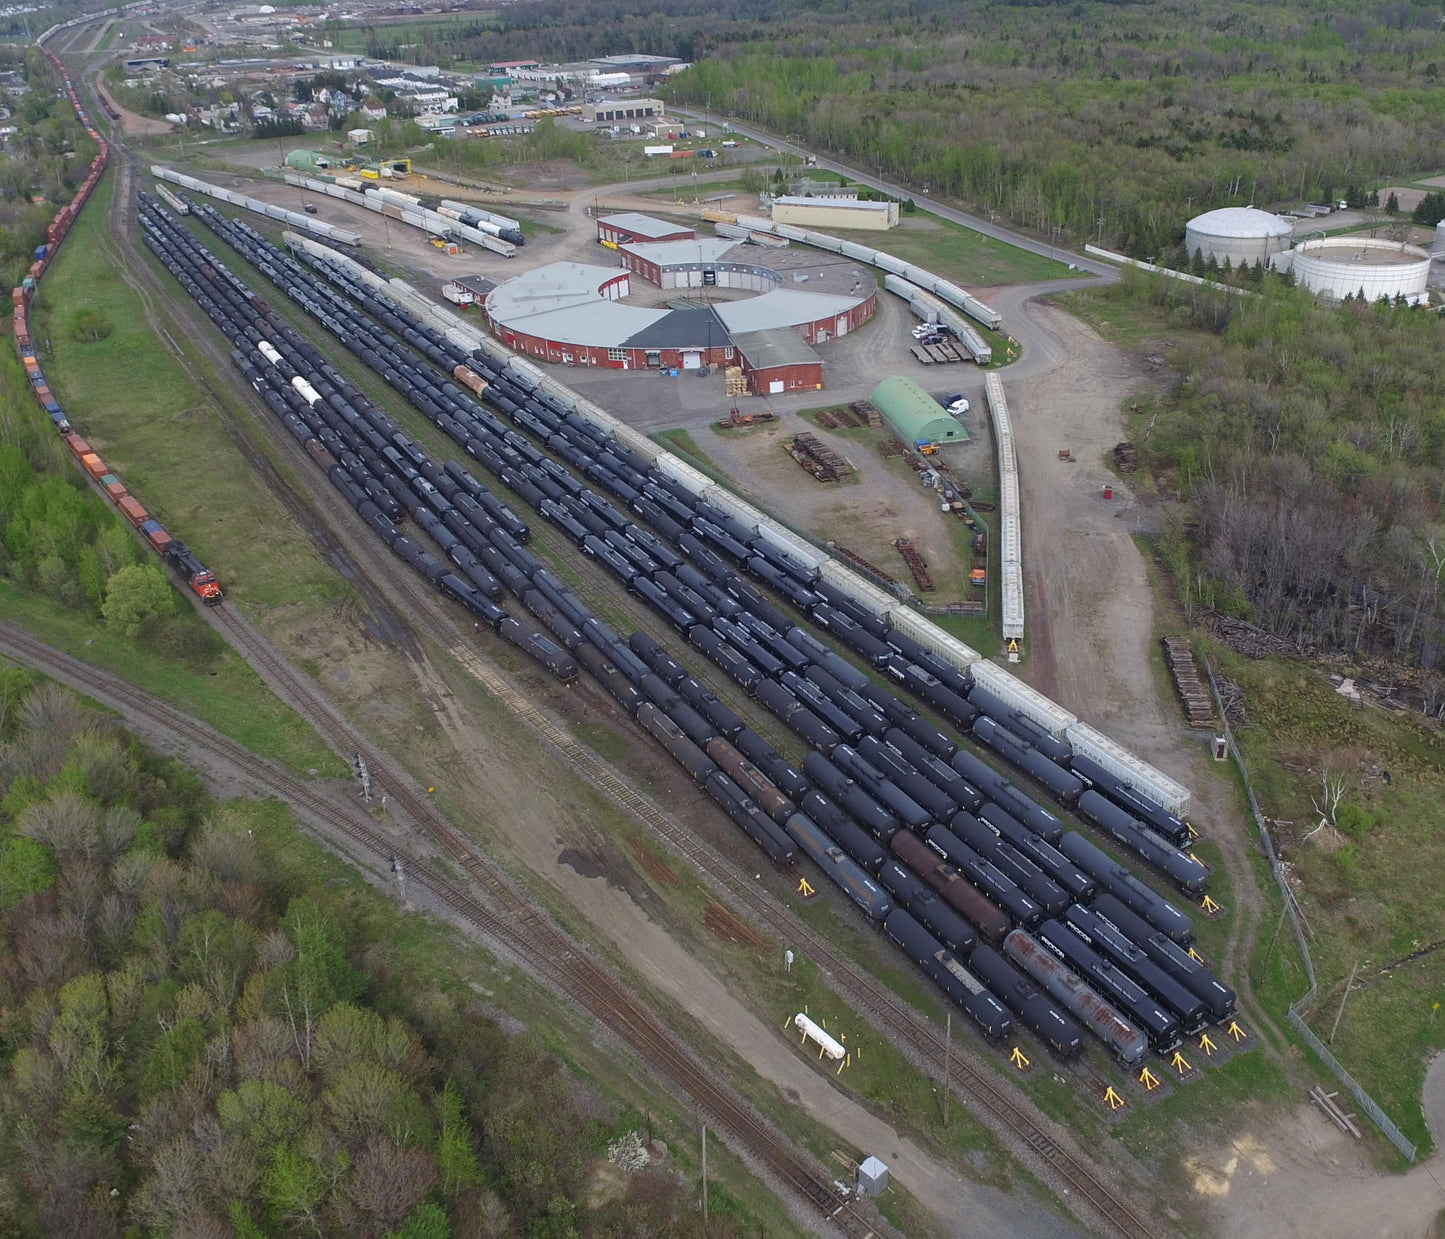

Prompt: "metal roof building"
[733,328,823,395]
[597,212,695,245]
[483,255,875,377]
[871,375,966,446]
[715,289,870,342]
[772,196,899,232]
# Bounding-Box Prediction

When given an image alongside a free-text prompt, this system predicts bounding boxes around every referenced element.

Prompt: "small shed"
[871,375,966,447]
[857,1156,889,1198]
[733,328,823,394]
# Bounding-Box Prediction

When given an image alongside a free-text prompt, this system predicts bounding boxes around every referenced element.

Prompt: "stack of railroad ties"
[142,189,1239,1078]
[9,48,221,605]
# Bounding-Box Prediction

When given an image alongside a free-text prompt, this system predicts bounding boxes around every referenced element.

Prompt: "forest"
[365,0,1445,256]
[0,672,737,1237]
[1085,270,1445,682]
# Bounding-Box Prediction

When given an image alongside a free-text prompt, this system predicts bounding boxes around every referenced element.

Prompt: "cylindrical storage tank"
[1290,236,1432,304]
[1184,207,1294,267]
[1434,220,1445,256]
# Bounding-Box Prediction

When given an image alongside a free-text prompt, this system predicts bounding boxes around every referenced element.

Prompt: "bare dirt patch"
[1188,1102,1445,1239]
[701,416,980,599]
[92,78,174,138]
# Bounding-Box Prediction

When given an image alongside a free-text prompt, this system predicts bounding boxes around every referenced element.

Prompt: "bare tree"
[1303,760,1349,842]
[333,1136,437,1237]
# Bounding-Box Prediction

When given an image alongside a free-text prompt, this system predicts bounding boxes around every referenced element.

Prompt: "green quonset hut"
[871,376,967,447]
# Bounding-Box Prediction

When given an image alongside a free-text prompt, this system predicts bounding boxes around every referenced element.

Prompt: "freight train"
[149,191,1240,1066]
[9,47,221,604]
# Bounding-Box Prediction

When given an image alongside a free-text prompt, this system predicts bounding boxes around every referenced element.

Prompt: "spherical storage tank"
[1292,237,1432,304]
[1184,207,1294,266]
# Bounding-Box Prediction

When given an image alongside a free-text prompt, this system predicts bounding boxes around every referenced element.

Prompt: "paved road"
[668,107,1121,281]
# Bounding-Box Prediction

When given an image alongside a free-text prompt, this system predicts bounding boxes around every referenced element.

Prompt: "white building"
[772,196,899,232]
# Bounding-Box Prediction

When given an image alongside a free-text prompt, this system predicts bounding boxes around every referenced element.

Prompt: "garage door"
[768,380,785,394]
[683,351,702,369]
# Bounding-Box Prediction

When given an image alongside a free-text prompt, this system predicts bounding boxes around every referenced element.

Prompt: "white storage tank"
[1291,236,1432,304]
[1434,220,1445,255]
[1184,207,1294,267]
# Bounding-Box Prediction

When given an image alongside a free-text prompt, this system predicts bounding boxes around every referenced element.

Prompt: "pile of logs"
[1161,635,1214,727]
[788,432,852,482]
[1211,615,1306,660]
[1114,441,1139,473]
[851,399,882,428]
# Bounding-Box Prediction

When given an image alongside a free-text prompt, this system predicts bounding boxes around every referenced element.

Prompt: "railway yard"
[13,13,1445,1239]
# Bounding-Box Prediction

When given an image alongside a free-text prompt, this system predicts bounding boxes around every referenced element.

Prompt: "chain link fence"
[1204,658,1417,1162]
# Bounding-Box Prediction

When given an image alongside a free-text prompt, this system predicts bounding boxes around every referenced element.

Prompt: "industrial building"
[619,238,775,290]
[732,328,823,394]
[871,375,967,447]
[772,196,899,232]
[483,243,875,379]
[583,98,665,124]
[1288,236,1432,303]
[1184,207,1294,266]
[596,212,694,246]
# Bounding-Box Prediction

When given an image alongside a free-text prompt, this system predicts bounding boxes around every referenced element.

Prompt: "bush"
[102,563,176,639]
[66,307,113,343]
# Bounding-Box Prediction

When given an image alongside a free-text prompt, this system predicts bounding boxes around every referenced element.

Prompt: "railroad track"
[94,150,1163,1238]
[48,70,885,1237]
[0,620,878,1237]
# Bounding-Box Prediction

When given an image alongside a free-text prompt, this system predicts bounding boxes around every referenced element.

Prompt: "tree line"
[0,47,100,289]
[0,674,753,1237]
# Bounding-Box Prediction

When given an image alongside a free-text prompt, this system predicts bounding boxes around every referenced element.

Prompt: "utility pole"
[942,1011,952,1126]
[701,1120,709,1227]
[1329,962,1359,1043]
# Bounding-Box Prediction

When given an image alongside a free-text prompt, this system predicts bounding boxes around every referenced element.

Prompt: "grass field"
[1207,642,1445,1154]
[826,215,1082,289]
[32,175,349,616]
[0,580,342,775]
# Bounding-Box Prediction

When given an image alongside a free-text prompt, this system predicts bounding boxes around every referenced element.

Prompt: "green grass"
[651,427,718,469]
[0,580,342,776]
[830,214,1082,288]
[32,174,349,616]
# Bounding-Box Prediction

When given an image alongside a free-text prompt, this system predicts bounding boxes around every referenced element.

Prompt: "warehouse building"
[871,375,967,447]
[772,196,899,232]
[733,328,823,394]
[584,98,665,124]
[596,211,694,246]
